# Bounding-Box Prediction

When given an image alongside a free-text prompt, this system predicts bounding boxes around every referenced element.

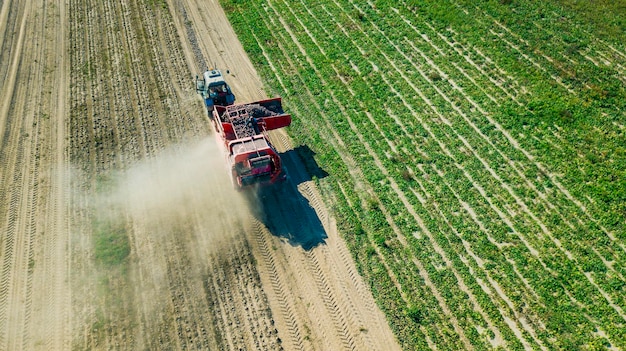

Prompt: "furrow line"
[164,234,214,350]
[529,20,626,84]
[320,0,507,341]
[228,237,265,350]
[243,5,406,349]
[346,2,626,314]
[403,21,614,244]
[405,36,586,255]
[22,4,50,342]
[119,0,152,157]
[489,28,575,94]
[127,3,156,157]
[153,7,198,135]
[68,0,90,167]
[201,257,230,350]
[589,49,626,83]
[453,134,626,321]
[258,2,471,347]
[71,0,127,347]
[100,0,124,169]
[415,159,623,343]
[110,0,144,161]
[143,0,187,144]
[291,0,429,167]
[135,0,175,143]
[428,199,514,348]
[394,8,527,104]
[319,2,538,347]
[430,164,549,348]
[254,4,471,349]
[606,43,626,59]
[488,15,591,86]
[355,0,568,250]
[458,4,577,94]
[427,28,623,254]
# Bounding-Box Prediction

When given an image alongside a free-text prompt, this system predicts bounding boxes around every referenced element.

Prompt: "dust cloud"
[99,136,249,245]
[70,137,253,347]
[114,138,244,214]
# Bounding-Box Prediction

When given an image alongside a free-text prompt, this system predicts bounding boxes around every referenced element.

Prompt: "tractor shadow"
[247,145,329,251]
[286,145,329,181]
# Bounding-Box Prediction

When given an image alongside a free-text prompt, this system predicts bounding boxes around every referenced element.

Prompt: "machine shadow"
[246,145,329,251]
[286,145,329,181]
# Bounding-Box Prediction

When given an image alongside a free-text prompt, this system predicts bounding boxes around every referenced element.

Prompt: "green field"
[221,0,626,349]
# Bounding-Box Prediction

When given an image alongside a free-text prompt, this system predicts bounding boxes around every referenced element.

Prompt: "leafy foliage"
[221,0,626,349]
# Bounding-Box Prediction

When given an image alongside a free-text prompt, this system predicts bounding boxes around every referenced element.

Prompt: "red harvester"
[211,98,291,189]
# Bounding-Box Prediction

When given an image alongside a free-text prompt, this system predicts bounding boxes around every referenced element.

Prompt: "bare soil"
[0,0,401,350]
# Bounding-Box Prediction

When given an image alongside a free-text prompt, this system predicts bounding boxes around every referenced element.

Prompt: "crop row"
[222,0,626,349]
[68,0,212,348]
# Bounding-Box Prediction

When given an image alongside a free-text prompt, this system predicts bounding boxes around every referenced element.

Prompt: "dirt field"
[0,0,401,350]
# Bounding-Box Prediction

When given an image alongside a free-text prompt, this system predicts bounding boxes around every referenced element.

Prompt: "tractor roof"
[203,69,226,85]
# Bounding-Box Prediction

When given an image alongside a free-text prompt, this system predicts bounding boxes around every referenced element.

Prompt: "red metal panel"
[259,114,291,131]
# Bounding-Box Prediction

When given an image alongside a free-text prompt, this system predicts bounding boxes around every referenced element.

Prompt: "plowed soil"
[0,0,401,350]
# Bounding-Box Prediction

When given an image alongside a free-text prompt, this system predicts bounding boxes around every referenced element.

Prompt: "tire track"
[251,219,305,351]
[304,250,359,350]
[0,0,40,348]
[176,2,401,350]
[264,133,387,350]
[274,129,386,351]
[40,0,71,346]
[0,0,74,349]
[299,179,399,351]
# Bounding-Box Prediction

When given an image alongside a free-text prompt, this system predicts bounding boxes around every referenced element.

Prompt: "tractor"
[196,68,236,114]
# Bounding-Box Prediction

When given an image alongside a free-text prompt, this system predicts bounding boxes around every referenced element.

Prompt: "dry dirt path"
[0,0,401,350]
[0,0,71,350]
